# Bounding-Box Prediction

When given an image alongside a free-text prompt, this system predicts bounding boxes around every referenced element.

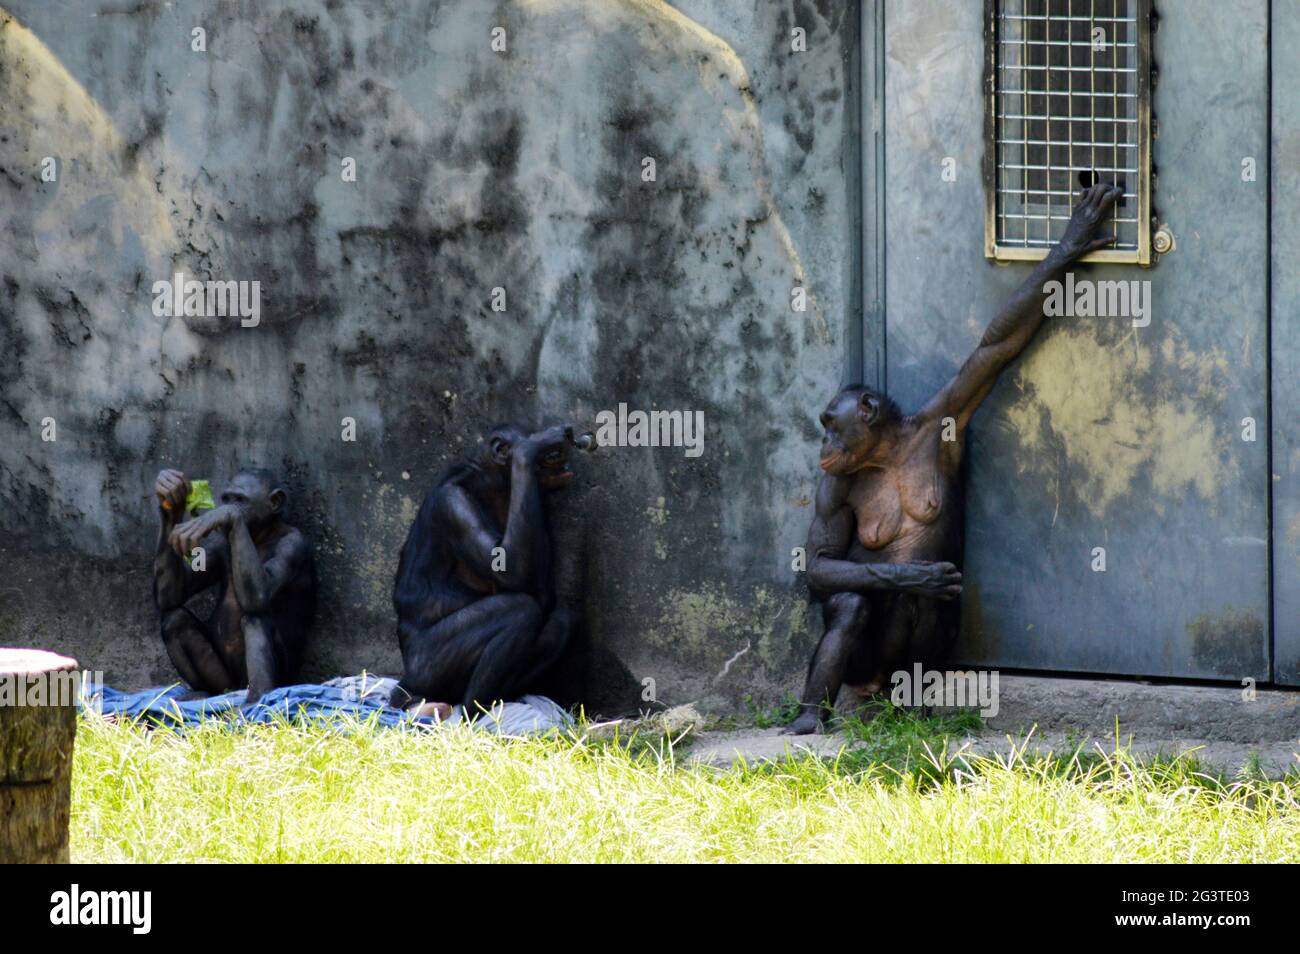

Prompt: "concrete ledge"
[959,732,1300,778]
[984,674,1300,743]
[685,675,1300,776]
[686,727,1300,777]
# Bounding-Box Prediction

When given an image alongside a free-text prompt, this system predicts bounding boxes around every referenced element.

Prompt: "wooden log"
[0,648,79,863]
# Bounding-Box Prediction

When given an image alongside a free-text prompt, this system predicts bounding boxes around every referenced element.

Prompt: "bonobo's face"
[485,426,574,492]
[220,471,282,527]
[818,388,893,476]
[535,443,574,492]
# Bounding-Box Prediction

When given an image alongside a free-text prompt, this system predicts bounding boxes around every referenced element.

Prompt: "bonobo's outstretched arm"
[152,468,225,610]
[919,182,1123,430]
[444,426,568,595]
[806,474,962,599]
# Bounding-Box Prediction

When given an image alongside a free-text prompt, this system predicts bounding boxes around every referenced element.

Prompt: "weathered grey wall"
[0,0,857,713]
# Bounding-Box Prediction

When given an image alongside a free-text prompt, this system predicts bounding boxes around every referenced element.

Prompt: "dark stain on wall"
[1188,609,1267,681]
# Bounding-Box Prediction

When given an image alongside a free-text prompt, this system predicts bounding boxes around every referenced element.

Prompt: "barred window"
[984,0,1152,264]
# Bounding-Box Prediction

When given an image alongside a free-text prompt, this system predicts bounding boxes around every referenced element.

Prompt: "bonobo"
[389,423,582,716]
[787,182,1124,734]
[152,468,316,703]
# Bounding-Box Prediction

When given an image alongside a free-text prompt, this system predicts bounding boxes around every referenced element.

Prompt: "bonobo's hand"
[168,504,238,558]
[512,425,570,465]
[892,561,962,600]
[1057,181,1124,260]
[154,468,189,518]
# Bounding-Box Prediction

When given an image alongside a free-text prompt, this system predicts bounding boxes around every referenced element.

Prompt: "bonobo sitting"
[152,468,316,703]
[787,182,1124,734]
[389,424,581,717]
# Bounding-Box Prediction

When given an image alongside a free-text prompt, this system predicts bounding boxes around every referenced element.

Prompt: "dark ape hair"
[485,422,529,444]
[436,423,531,488]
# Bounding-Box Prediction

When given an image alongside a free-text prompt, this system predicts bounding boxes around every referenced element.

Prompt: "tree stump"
[0,648,79,863]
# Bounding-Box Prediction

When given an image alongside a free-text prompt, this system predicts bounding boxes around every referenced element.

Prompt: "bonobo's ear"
[858,391,880,425]
[488,435,512,466]
[268,487,287,514]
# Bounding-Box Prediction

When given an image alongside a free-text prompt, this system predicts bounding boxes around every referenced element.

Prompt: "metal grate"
[985,0,1151,263]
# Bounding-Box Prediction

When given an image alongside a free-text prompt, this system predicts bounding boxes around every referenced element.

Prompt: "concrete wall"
[0,0,857,713]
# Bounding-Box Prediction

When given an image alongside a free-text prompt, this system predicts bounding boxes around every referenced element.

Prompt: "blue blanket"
[89,683,417,728]
[85,675,573,735]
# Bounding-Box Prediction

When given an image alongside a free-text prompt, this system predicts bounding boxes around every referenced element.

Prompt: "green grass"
[741,690,803,728]
[838,701,985,767]
[71,710,1300,863]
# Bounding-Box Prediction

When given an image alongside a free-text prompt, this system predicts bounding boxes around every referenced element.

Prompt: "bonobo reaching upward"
[787,182,1124,734]
[152,468,316,703]
[389,423,582,716]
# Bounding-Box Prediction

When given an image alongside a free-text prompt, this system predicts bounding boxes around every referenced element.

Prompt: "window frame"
[982,0,1153,265]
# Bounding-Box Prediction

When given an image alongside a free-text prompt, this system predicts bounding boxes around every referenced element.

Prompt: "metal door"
[1271,1,1300,684]
[864,0,1271,681]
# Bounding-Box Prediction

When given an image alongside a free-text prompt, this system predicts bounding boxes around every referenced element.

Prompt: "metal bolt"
[1152,227,1175,255]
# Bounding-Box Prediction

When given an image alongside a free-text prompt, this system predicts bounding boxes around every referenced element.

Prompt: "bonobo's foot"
[847,674,887,699]
[244,683,274,706]
[783,708,824,736]
[388,684,416,710]
[174,688,212,702]
[412,701,453,722]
